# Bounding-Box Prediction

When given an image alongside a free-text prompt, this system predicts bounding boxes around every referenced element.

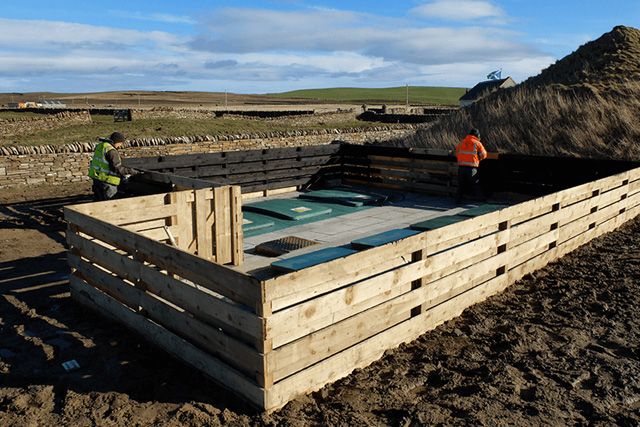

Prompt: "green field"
[0,114,384,147]
[266,86,467,106]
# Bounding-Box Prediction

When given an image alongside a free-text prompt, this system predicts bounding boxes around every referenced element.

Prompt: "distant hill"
[396,25,640,160]
[265,86,467,106]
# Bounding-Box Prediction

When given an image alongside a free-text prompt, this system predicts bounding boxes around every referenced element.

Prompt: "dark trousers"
[457,166,480,200]
[92,179,118,201]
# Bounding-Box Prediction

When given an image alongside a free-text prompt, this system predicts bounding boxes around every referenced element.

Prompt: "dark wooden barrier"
[125,144,343,193]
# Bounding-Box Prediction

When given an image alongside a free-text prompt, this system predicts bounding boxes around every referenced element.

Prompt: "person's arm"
[106,149,136,177]
[477,141,488,161]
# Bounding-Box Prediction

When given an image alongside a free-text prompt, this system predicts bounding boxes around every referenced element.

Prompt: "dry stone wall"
[0,111,92,138]
[0,126,417,189]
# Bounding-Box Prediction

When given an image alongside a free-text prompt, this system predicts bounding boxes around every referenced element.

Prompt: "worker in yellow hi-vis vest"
[88,132,138,201]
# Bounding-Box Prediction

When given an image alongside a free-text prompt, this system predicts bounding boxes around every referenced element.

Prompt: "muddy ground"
[1,183,639,426]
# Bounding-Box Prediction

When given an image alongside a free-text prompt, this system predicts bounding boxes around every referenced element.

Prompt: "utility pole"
[405,84,409,108]
[225,90,228,110]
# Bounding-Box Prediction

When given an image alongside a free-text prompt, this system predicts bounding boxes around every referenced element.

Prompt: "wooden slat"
[136,227,174,242]
[265,274,510,411]
[70,260,262,378]
[66,234,263,339]
[169,191,191,251]
[195,189,212,260]
[630,179,640,195]
[267,292,413,382]
[263,234,427,310]
[65,207,260,308]
[197,155,338,177]
[627,190,640,210]
[230,186,244,266]
[629,167,640,181]
[98,203,178,225]
[128,144,340,171]
[558,197,628,244]
[509,210,560,248]
[214,186,232,264]
[121,218,169,232]
[69,277,266,408]
[266,274,413,348]
[68,192,172,216]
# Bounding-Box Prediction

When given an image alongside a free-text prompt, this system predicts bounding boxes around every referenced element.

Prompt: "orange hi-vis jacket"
[456,135,487,167]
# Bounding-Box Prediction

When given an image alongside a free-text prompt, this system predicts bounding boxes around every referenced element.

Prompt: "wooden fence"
[340,144,457,196]
[66,158,640,412]
[257,166,640,410]
[125,144,343,195]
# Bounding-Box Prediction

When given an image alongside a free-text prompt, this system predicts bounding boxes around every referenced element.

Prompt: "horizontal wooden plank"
[268,255,409,313]
[342,165,453,185]
[627,190,640,210]
[69,277,266,408]
[427,229,509,272]
[628,178,640,196]
[128,144,341,170]
[196,155,339,178]
[342,176,454,196]
[215,165,341,186]
[559,185,628,228]
[266,274,510,410]
[65,207,260,308]
[424,209,503,251]
[70,260,263,379]
[240,174,342,193]
[121,218,170,232]
[628,167,640,181]
[66,234,263,340]
[69,192,172,216]
[97,203,178,226]
[267,291,413,382]
[509,210,561,248]
[263,233,427,309]
[136,227,173,242]
[144,171,223,190]
[558,197,628,244]
[266,262,418,346]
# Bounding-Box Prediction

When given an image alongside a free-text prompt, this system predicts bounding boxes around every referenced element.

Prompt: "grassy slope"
[266,86,467,106]
[0,114,382,147]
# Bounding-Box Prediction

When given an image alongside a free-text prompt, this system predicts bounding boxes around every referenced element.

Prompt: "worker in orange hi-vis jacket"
[455,128,487,202]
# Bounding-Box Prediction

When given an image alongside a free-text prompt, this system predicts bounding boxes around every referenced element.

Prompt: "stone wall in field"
[0,126,417,188]
[0,111,92,139]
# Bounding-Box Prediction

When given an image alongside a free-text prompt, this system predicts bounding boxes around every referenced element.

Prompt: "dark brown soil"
[1,184,639,426]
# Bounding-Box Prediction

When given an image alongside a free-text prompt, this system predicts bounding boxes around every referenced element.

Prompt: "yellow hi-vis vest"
[88,142,121,186]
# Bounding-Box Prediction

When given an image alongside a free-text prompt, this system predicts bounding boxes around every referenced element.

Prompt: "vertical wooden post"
[214,186,232,264]
[174,190,192,251]
[410,249,427,317]
[230,185,244,266]
[195,188,213,260]
[497,219,510,277]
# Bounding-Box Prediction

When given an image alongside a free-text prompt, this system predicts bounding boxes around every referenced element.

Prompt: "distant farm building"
[459,77,516,107]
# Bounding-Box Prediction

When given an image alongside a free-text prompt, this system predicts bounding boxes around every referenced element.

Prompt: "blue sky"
[1,1,638,93]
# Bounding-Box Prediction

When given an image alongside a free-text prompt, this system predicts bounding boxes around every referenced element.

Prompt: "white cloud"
[191,8,534,66]
[0,18,181,48]
[412,1,506,22]
[110,10,196,25]
[0,6,556,93]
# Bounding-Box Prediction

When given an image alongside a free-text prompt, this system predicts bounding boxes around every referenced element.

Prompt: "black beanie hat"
[109,132,126,143]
